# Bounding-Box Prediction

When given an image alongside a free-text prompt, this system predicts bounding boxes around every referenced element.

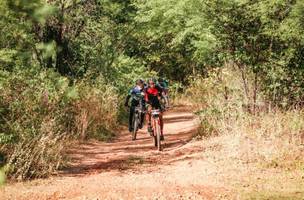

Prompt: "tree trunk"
[236,63,250,102]
[253,71,258,114]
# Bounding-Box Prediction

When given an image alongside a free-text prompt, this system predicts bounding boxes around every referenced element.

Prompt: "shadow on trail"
[60,108,199,177]
[61,157,154,175]
[165,115,195,124]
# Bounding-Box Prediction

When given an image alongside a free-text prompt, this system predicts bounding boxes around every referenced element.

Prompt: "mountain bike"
[151,109,162,151]
[131,93,145,141]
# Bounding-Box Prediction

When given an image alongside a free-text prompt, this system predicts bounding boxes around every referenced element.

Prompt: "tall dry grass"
[0,70,120,180]
[73,79,119,140]
[186,65,304,167]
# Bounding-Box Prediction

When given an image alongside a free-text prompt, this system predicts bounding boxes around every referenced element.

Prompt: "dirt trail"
[1,106,229,200]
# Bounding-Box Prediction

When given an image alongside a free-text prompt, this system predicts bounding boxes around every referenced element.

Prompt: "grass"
[244,192,304,200]
[184,66,304,199]
[240,172,304,200]
[0,169,5,186]
[126,156,145,165]
[197,131,304,200]
[227,114,304,199]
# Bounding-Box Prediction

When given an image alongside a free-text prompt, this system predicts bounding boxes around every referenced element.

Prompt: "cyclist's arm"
[125,95,131,106]
[165,80,169,87]
[156,85,164,98]
[125,89,133,106]
[145,90,149,103]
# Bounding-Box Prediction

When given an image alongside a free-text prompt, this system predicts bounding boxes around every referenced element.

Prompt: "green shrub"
[0,67,120,180]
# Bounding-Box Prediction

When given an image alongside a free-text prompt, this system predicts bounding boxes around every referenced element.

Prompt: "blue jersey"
[129,86,144,96]
[127,86,145,106]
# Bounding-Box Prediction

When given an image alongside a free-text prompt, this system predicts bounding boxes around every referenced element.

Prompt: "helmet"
[148,78,156,84]
[136,79,144,85]
[158,77,164,82]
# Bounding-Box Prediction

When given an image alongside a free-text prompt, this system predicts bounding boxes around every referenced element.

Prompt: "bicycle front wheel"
[155,120,162,151]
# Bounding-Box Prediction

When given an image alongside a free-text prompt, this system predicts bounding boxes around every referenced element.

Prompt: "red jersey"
[145,85,163,108]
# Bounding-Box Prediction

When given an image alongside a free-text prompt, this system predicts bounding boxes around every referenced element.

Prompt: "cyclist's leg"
[155,99,164,139]
[129,106,135,132]
[159,94,166,111]
[159,113,164,140]
[145,105,151,124]
[146,105,153,133]
[140,100,146,128]
[159,113,164,135]
[164,88,169,107]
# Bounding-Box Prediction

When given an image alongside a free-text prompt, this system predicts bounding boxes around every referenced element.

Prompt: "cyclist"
[157,77,169,89]
[145,78,165,140]
[157,77,170,108]
[125,79,146,132]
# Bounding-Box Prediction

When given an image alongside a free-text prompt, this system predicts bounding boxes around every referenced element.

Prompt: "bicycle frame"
[135,99,144,116]
[132,94,145,140]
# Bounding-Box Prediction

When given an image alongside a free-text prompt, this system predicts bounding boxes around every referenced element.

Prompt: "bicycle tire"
[156,119,162,151]
[152,118,157,147]
[154,135,157,147]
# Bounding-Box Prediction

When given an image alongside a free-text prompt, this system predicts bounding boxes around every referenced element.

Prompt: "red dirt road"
[1,106,229,200]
